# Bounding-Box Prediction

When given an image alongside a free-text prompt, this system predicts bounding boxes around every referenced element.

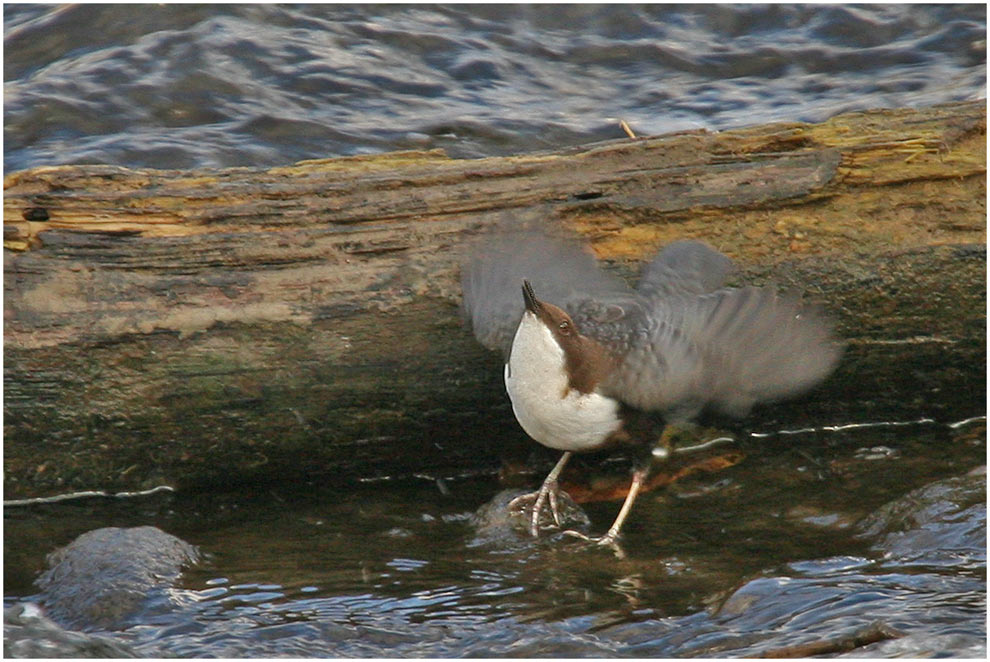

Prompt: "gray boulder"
[36,526,199,631]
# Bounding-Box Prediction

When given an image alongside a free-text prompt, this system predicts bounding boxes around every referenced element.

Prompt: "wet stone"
[856,471,987,567]
[35,526,199,631]
[784,504,858,530]
[354,625,423,647]
[469,488,591,547]
[3,602,139,658]
[840,632,988,658]
[700,472,987,658]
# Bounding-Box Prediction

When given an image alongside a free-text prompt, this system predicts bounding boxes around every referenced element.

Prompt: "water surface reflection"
[6,414,983,656]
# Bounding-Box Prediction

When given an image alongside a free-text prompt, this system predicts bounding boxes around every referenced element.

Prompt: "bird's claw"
[546,486,562,526]
[561,528,626,556]
[506,491,535,516]
[508,479,562,537]
[562,528,617,546]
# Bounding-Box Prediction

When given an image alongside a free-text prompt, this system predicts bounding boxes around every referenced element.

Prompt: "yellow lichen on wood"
[267,148,451,175]
[3,102,985,499]
[3,101,985,258]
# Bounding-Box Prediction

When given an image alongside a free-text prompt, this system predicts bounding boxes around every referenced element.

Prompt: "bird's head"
[521,279,579,343]
[516,280,613,395]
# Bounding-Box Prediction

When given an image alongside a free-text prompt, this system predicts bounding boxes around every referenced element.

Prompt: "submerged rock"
[36,526,199,631]
[856,468,986,567]
[469,488,591,547]
[3,603,139,658]
[699,470,987,658]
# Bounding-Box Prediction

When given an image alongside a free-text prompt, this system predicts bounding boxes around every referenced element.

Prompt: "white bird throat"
[504,311,622,452]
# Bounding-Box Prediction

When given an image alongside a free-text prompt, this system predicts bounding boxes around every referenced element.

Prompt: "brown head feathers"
[521,280,615,395]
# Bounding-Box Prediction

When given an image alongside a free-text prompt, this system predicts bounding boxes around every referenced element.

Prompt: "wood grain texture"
[3,101,986,498]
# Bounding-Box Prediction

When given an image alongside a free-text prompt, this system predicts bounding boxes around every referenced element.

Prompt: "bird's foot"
[561,528,617,546]
[561,528,626,556]
[507,478,563,537]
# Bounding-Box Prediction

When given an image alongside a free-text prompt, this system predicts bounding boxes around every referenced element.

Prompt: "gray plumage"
[462,231,842,422]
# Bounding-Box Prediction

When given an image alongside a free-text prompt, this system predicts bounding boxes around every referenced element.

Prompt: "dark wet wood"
[560,448,747,504]
[3,100,986,498]
[751,621,905,658]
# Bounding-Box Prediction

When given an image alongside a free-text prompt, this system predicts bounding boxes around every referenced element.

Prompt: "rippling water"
[5,412,986,657]
[3,5,987,658]
[3,4,986,170]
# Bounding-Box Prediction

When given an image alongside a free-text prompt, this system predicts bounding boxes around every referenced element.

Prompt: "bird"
[461,229,842,545]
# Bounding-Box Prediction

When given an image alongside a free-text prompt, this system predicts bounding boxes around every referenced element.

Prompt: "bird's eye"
[558,321,570,334]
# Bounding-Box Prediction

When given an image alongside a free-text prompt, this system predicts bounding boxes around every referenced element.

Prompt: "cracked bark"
[3,100,986,498]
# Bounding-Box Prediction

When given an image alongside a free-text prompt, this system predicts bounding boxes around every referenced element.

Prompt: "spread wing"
[462,231,842,421]
[461,231,636,356]
[636,240,735,298]
[604,286,843,421]
[569,239,840,419]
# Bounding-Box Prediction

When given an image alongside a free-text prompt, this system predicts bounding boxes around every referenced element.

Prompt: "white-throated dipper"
[462,230,842,545]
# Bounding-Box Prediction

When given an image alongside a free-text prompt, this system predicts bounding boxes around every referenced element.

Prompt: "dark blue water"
[5,413,986,657]
[3,4,987,658]
[4,4,986,171]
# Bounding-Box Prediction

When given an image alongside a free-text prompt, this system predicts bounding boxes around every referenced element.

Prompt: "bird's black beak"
[522,280,541,314]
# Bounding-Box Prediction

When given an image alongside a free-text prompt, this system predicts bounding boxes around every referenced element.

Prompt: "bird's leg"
[508,451,573,537]
[649,421,690,461]
[563,466,647,546]
[563,423,672,546]
[562,424,737,548]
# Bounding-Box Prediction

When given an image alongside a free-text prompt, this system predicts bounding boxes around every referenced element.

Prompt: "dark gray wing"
[464,232,841,420]
[569,240,736,362]
[605,285,842,421]
[461,231,635,355]
[637,240,735,298]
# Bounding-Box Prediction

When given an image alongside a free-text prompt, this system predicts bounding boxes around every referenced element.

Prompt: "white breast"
[504,312,622,452]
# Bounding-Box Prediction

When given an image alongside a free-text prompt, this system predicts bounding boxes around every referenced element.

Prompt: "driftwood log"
[4,100,986,499]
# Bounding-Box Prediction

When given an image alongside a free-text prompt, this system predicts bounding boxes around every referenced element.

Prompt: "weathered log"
[4,101,986,498]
